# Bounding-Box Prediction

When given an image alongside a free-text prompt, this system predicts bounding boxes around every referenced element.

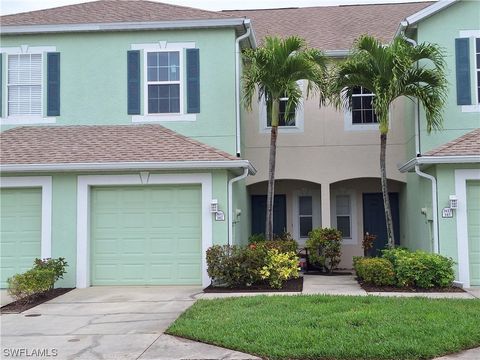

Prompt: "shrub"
[355,258,395,286]
[248,233,266,244]
[306,228,342,272]
[7,268,56,303]
[248,232,298,253]
[260,249,300,288]
[206,245,265,287]
[34,257,68,287]
[382,248,455,288]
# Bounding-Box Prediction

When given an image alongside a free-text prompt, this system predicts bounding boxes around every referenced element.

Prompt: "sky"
[1,0,433,15]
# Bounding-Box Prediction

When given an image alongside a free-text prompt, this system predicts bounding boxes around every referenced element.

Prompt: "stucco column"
[321,183,331,227]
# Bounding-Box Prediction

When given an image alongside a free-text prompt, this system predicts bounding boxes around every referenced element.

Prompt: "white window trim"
[455,169,480,288]
[0,45,57,125]
[0,176,52,259]
[331,189,357,245]
[76,173,212,288]
[459,30,480,113]
[130,41,197,123]
[292,189,321,243]
[259,80,304,134]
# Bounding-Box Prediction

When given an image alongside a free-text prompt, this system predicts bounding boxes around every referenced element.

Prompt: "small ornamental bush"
[7,268,56,303]
[206,243,299,288]
[382,248,455,288]
[306,228,342,272]
[260,249,300,288]
[355,258,395,286]
[7,257,69,303]
[34,257,68,287]
[248,232,298,253]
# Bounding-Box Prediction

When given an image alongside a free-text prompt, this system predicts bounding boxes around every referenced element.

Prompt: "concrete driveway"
[1,286,259,360]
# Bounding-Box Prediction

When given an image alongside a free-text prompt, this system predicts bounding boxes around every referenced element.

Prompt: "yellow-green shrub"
[260,249,300,288]
[355,257,395,286]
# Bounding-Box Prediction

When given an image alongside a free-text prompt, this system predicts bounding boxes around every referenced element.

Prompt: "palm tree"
[243,36,328,240]
[331,35,447,248]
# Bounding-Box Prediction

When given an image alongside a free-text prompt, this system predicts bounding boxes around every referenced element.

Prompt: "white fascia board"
[0,160,257,175]
[325,50,349,58]
[395,0,457,37]
[405,0,457,27]
[398,155,480,173]
[0,18,248,35]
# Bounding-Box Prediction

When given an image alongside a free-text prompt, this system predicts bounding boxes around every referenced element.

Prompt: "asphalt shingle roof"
[0,125,238,165]
[224,2,433,50]
[424,128,480,157]
[0,0,232,26]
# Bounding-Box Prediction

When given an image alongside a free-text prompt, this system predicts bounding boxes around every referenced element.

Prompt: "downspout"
[414,165,439,253]
[235,20,251,157]
[228,168,249,245]
[403,30,438,253]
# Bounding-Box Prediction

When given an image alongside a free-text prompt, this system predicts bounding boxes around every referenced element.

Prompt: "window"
[266,95,296,127]
[335,195,351,238]
[299,196,313,238]
[476,37,479,104]
[7,53,42,116]
[147,51,180,114]
[351,86,377,124]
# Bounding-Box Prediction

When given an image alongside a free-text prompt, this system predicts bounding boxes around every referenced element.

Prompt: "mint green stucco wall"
[1,28,238,154]
[1,170,230,288]
[415,0,480,153]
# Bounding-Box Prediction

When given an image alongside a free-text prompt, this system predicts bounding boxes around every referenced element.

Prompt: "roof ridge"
[222,1,433,12]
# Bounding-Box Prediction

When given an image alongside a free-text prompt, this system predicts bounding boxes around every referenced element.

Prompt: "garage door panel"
[91,185,202,285]
[467,180,480,286]
[1,188,42,288]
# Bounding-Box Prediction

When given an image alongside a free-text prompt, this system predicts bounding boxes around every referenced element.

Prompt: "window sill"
[0,116,56,125]
[260,125,304,134]
[345,123,379,131]
[131,114,197,122]
[461,104,480,113]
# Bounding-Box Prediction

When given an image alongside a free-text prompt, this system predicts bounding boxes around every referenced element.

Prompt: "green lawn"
[167,295,480,360]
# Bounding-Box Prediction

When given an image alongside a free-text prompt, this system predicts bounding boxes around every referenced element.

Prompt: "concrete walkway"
[1,286,259,360]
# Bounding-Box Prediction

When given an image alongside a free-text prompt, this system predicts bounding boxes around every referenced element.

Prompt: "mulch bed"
[1,288,74,314]
[359,281,465,293]
[204,277,303,293]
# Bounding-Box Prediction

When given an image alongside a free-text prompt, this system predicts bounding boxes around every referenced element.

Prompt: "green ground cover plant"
[167,295,480,360]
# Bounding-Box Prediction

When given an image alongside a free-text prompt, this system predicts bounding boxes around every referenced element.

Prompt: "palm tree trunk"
[265,99,279,241]
[380,132,395,248]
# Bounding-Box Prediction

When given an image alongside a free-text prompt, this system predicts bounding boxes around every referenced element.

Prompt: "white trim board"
[0,176,52,259]
[76,173,213,288]
[455,169,480,288]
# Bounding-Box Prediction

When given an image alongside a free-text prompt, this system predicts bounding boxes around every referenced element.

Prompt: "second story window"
[351,86,377,124]
[266,95,296,127]
[147,51,181,114]
[8,53,42,116]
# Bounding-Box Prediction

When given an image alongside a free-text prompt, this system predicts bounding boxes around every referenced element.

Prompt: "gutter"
[398,155,480,173]
[415,165,439,254]
[0,160,257,175]
[235,19,253,157]
[227,168,249,246]
[0,18,250,35]
[324,49,349,58]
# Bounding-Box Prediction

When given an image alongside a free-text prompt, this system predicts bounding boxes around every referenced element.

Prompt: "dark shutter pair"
[0,52,60,117]
[127,48,200,115]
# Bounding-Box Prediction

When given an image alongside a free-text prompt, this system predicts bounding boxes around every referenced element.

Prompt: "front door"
[363,193,400,255]
[251,195,287,237]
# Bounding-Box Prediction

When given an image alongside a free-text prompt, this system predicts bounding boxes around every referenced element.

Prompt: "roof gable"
[425,128,480,157]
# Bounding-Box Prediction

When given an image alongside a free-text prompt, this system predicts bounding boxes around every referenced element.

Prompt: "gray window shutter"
[455,38,472,105]
[0,53,2,118]
[186,48,200,113]
[47,52,60,116]
[127,50,141,115]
